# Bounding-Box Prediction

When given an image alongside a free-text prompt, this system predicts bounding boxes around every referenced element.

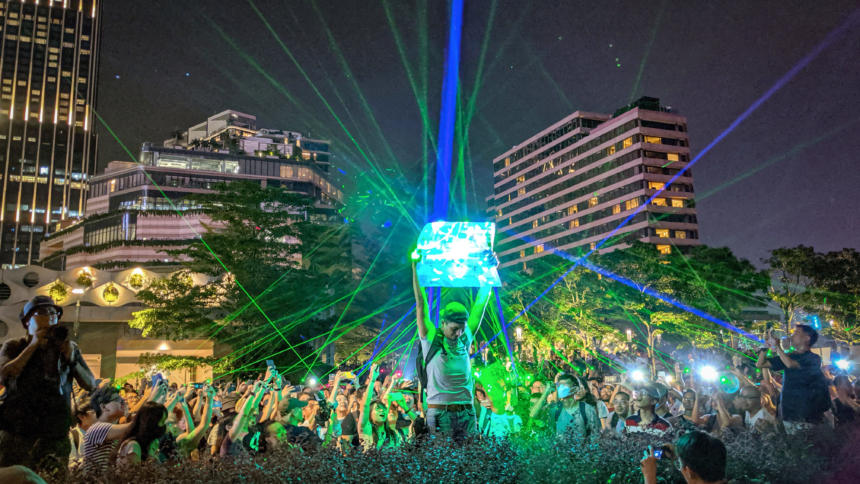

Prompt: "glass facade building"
[0,0,99,267]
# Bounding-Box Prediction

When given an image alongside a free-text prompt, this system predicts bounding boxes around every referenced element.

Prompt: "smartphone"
[653,449,663,459]
[266,360,275,370]
[151,373,164,387]
[213,400,222,408]
[193,383,204,389]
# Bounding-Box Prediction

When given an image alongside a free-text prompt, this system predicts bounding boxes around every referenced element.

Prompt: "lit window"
[517,187,526,196]
[569,219,579,229]
[648,181,665,190]
[516,175,525,184]
[504,158,510,167]
[656,229,669,238]
[567,205,578,216]
[607,145,616,155]
[667,153,680,162]
[534,244,544,254]
[520,250,525,258]
[497,209,502,217]
[644,136,661,144]
[622,137,633,149]
[532,220,538,229]
[670,198,684,208]
[675,231,686,239]
[588,196,598,208]
[590,242,597,250]
[109,179,116,192]
[625,198,639,210]
[651,198,667,206]
[656,245,671,255]
[612,204,621,214]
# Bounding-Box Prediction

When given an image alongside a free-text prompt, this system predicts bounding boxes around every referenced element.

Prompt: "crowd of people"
[0,260,856,482]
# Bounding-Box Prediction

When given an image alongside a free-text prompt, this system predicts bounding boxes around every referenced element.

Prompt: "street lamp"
[72,288,85,337]
[515,326,523,342]
[626,329,633,342]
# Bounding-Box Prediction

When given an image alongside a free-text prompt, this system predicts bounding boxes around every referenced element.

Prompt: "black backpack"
[415,333,444,390]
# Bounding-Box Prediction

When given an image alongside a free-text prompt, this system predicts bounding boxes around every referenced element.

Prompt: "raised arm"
[359,364,379,437]
[412,257,433,340]
[177,386,214,454]
[758,330,798,369]
[229,382,265,442]
[0,338,41,383]
[327,372,344,406]
[468,285,492,336]
[530,382,554,419]
[756,347,772,369]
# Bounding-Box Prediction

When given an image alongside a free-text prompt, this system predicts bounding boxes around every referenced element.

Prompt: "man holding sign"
[411,226,496,440]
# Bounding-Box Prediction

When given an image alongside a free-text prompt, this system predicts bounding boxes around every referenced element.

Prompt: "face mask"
[557,385,571,399]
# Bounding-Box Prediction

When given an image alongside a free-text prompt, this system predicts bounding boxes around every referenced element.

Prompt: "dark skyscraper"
[0,0,100,267]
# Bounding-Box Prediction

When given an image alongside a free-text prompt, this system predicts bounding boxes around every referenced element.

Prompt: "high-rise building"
[489,97,701,270]
[0,0,100,268]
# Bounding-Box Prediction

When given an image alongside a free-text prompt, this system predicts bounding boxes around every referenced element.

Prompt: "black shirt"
[834,399,857,426]
[768,351,827,422]
[339,412,360,448]
[0,337,75,438]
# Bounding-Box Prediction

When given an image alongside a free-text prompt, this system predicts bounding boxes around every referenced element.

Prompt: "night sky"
[97,0,860,265]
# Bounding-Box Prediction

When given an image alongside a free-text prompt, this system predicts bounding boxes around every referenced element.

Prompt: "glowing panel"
[414,221,500,287]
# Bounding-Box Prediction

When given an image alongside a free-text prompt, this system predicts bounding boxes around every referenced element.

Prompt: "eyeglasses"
[33,308,58,317]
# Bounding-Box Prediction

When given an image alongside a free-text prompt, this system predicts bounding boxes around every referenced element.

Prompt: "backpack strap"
[578,402,591,437]
[424,333,444,365]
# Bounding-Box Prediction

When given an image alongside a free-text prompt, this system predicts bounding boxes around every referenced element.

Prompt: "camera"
[316,398,332,422]
[46,325,69,346]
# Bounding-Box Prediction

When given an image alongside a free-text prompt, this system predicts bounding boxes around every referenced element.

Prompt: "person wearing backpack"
[530,373,601,441]
[756,324,829,434]
[411,252,493,440]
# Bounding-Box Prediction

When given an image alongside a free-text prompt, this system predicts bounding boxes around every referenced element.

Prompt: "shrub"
[43,426,858,484]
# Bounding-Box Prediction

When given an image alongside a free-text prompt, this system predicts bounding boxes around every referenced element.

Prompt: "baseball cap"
[440,302,468,323]
[639,383,663,400]
[19,295,63,323]
[220,393,240,412]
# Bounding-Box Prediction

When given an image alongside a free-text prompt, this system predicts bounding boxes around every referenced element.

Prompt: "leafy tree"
[764,246,820,331]
[810,248,860,345]
[598,242,765,377]
[129,181,353,374]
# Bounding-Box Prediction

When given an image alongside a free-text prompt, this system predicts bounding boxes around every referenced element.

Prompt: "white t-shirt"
[606,411,627,433]
[745,408,775,430]
[596,400,609,419]
[420,326,475,405]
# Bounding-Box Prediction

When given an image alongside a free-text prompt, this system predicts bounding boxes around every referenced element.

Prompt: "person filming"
[0,296,95,475]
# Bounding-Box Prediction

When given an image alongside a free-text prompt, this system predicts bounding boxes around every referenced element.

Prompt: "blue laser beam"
[473,10,859,355]
[577,259,761,341]
[431,0,465,220]
[596,8,860,257]
[359,305,415,375]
